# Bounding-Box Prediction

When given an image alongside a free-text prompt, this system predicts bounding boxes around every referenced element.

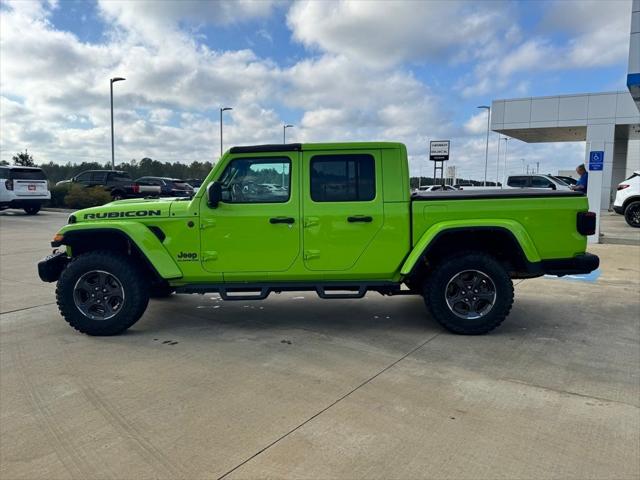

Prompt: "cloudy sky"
[0,0,633,180]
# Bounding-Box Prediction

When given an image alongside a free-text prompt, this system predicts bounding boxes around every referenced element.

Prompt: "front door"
[200,153,300,274]
[302,150,384,271]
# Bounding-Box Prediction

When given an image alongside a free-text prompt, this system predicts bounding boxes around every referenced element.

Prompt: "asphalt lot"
[1,209,639,480]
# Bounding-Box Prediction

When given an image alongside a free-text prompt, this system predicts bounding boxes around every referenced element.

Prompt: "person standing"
[571,164,588,194]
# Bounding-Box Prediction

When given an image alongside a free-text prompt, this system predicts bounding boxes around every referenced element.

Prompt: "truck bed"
[410,188,589,261]
[411,189,584,201]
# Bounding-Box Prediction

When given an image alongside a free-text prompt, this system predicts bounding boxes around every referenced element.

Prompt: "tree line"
[2,150,214,185]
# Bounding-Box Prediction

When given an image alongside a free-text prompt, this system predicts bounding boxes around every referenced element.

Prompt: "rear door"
[302,150,383,271]
[10,168,48,197]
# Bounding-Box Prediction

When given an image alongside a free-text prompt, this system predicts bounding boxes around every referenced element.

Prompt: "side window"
[310,154,375,202]
[75,172,92,182]
[91,172,107,183]
[508,176,528,188]
[531,176,552,188]
[218,157,290,203]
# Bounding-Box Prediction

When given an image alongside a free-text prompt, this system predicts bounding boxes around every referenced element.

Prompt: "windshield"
[9,168,46,180]
[624,172,639,181]
[550,176,569,186]
[110,172,131,181]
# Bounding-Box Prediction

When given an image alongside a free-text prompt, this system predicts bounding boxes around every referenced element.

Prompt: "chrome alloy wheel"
[73,270,125,320]
[445,270,496,320]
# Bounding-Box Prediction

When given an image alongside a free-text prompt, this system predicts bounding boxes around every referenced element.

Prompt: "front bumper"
[37,251,69,282]
[613,205,624,214]
[540,253,600,276]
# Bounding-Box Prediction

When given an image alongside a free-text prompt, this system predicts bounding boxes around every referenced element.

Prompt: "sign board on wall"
[589,151,604,171]
[429,141,450,161]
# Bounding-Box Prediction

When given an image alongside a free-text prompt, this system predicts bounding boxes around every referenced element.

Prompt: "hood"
[73,197,175,223]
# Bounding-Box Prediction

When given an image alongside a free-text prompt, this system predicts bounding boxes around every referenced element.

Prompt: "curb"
[43,208,76,213]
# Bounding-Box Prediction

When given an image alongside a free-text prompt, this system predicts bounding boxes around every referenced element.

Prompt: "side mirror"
[550,183,557,190]
[207,181,222,208]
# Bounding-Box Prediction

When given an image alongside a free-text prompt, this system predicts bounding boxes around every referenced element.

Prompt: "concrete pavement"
[1,210,639,479]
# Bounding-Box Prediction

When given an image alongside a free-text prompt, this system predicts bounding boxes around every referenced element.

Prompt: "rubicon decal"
[83,210,162,219]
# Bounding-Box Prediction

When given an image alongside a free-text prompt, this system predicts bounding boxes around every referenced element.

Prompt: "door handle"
[347,216,373,223]
[269,217,295,224]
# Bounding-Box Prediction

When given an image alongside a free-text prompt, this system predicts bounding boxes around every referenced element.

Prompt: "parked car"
[184,178,203,193]
[506,174,571,191]
[553,175,578,186]
[613,171,640,227]
[413,185,457,193]
[57,170,160,200]
[0,165,50,214]
[39,141,598,337]
[135,177,194,197]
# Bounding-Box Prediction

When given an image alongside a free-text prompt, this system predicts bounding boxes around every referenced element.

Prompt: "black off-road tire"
[111,190,125,201]
[423,252,514,335]
[624,201,640,228]
[24,205,40,215]
[56,251,150,335]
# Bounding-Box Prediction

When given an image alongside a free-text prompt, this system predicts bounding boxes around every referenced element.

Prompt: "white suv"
[613,171,640,228]
[0,166,51,215]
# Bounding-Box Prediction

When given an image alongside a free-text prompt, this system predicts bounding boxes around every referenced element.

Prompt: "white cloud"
[97,0,278,43]
[287,1,510,68]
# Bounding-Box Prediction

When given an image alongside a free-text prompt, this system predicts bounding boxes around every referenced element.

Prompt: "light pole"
[220,107,233,157]
[502,137,510,187]
[283,124,293,143]
[110,77,125,171]
[477,105,490,186]
[496,135,502,186]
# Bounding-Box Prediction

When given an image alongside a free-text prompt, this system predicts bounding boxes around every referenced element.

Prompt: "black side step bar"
[316,286,367,299]
[175,281,407,299]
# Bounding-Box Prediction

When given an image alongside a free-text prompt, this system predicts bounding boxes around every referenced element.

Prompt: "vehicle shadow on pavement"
[130,291,549,339]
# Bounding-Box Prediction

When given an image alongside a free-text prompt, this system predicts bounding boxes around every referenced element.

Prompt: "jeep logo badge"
[177,251,198,261]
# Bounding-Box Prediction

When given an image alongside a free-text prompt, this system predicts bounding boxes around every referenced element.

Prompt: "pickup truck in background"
[56,170,161,200]
[38,142,599,337]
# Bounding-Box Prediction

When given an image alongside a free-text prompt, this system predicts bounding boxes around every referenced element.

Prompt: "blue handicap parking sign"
[589,151,604,171]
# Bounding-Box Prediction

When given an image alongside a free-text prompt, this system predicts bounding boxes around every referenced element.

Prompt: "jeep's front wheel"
[423,252,514,335]
[56,251,149,335]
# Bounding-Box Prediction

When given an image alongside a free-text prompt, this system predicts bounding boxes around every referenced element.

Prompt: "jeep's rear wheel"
[56,251,149,335]
[624,201,640,228]
[423,252,513,335]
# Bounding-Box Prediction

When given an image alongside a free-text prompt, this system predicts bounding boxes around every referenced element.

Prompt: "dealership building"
[491,0,640,242]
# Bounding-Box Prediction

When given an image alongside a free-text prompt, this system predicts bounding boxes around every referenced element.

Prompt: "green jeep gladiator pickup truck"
[38,142,598,336]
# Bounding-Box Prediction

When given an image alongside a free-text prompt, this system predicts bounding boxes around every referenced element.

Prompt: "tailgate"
[137,185,161,194]
[14,179,49,197]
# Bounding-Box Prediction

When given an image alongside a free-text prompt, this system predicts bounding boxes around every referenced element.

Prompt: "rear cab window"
[310,154,375,202]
